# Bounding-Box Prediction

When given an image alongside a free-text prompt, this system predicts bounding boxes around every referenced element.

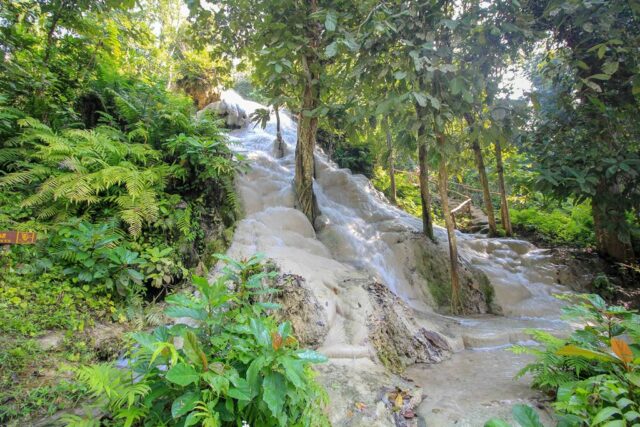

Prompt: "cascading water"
[217,90,569,426]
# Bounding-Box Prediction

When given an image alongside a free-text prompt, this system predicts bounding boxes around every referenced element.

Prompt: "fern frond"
[0,148,25,165]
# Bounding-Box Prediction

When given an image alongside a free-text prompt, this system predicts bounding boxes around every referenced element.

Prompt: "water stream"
[217,90,570,426]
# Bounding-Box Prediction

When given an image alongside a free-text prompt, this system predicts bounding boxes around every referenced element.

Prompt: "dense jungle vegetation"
[0,0,639,426]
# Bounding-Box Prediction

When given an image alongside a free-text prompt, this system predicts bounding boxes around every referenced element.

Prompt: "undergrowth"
[64,255,330,427]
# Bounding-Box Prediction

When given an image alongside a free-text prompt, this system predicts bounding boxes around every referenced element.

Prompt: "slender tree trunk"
[293,1,321,224]
[494,139,512,236]
[464,114,497,235]
[436,133,462,314]
[383,116,397,204]
[43,0,65,65]
[274,105,284,158]
[294,53,320,224]
[416,109,434,241]
[592,184,635,261]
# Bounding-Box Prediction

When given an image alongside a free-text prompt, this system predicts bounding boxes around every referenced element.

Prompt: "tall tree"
[189,0,366,225]
[526,0,640,260]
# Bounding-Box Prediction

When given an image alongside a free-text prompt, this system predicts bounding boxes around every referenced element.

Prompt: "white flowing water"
[220,90,569,426]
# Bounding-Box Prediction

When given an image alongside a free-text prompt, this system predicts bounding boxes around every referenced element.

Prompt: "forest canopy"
[1,0,639,425]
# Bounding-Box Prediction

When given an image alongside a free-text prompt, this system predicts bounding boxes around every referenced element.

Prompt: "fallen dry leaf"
[394,393,404,408]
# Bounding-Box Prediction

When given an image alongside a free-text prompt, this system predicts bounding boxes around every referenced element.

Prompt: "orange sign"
[0,231,37,244]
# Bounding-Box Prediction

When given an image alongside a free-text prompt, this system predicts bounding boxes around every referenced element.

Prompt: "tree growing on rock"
[188,0,367,225]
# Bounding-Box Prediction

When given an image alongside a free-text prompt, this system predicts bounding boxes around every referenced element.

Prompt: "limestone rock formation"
[200,99,249,128]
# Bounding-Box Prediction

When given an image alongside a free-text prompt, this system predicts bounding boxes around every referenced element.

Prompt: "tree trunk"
[494,139,512,236]
[294,52,320,224]
[274,105,285,159]
[416,111,434,241]
[436,133,462,314]
[43,0,65,65]
[464,114,497,236]
[383,116,397,205]
[592,185,635,261]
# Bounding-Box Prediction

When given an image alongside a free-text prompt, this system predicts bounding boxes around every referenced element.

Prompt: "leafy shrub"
[333,145,374,178]
[66,255,330,427]
[512,294,640,426]
[141,246,188,289]
[43,221,147,297]
[510,203,594,246]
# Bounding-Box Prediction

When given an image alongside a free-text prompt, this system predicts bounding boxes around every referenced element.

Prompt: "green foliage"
[0,267,116,337]
[372,166,445,224]
[333,145,374,178]
[485,404,545,427]
[510,203,595,247]
[513,294,640,426]
[39,221,144,296]
[70,255,330,426]
[0,119,170,236]
[525,0,640,259]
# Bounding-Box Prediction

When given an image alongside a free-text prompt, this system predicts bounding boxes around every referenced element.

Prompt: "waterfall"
[218,90,568,425]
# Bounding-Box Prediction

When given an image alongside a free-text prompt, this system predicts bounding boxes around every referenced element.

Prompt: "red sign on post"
[0,231,37,244]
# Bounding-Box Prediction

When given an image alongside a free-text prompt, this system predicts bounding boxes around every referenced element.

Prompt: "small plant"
[142,246,188,289]
[47,221,147,297]
[485,404,545,427]
[67,254,330,426]
[512,294,640,426]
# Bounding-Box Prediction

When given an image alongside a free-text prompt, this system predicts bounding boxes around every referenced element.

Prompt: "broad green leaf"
[602,61,619,75]
[227,386,251,401]
[277,322,292,340]
[325,42,337,58]
[394,71,407,80]
[592,407,621,425]
[556,383,575,402]
[597,45,606,59]
[426,94,441,109]
[325,10,337,32]
[171,391,200,419]
[165,363,199,387]
[184,411,202,427]
[627,372,640,387]
[165,306,208,321]
[246,355,267,395]
[587,294,607,309]
[624,411,640,421]
[263,372,286,418]
[450,78,463,95]
[202,372,229,394]
[182,331,207,369]
[280,356,305,388]
[250,318,271,348]
[617,398,635,409]
[512,404,544,427]
[413,92,427,107]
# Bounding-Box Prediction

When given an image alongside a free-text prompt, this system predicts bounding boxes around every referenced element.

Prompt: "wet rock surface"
[217,91,572,426]
[367,282,450,372]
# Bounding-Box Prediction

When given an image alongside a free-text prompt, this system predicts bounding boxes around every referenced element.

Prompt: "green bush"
[510,203,595,246]
[65,255,330,427]
[512,294,640,426]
